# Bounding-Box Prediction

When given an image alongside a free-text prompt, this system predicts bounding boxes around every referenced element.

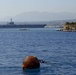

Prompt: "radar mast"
[9,18,14,25]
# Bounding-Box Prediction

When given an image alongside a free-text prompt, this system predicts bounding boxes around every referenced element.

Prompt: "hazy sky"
[0,0,76,18]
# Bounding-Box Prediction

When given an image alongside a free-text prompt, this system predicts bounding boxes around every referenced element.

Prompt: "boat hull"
[0,24,46,28]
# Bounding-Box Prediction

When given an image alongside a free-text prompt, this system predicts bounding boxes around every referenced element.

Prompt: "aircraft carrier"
[0,19,46,28]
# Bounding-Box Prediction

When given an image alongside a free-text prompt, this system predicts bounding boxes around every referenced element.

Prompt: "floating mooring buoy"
[22,56,40,70]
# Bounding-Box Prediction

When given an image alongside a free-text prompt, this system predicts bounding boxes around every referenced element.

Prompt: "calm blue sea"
[0,28,76,75]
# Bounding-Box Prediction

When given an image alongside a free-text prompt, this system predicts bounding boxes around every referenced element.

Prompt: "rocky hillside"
[61,22,76,31]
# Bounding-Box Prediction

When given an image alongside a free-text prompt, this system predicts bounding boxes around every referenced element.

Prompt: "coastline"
[60,22,76,32]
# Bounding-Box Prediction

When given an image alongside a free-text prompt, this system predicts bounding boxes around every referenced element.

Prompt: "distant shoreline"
[60,22,76,32]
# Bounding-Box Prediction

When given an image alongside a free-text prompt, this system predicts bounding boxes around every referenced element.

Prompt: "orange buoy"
[22,56,40,69]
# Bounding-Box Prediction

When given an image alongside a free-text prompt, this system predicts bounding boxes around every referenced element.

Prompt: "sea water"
[0,28,76,75]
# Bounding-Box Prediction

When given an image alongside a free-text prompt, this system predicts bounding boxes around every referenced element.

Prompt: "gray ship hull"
[0,24,46,28]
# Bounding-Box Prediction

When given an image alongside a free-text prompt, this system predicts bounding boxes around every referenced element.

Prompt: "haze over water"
[0,0,76,21]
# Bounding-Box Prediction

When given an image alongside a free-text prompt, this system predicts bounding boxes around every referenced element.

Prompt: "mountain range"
[1,11,76,22]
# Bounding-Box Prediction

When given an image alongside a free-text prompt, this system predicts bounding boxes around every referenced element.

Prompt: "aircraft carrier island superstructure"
[0,19,46,28]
